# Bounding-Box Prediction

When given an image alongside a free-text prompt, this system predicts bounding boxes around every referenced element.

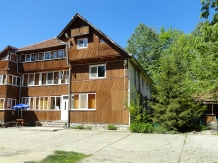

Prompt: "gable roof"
[17,38,65,52]
[0,45,17,54]
[57,13,131,58]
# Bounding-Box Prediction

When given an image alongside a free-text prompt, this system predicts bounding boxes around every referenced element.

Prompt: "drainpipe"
[15,51,22,104]
[123,59,127,109]
[67,64,71,128]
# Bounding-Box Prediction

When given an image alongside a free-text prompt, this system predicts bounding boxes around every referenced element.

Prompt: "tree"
[150,34,205,131]
[126,23,159,76]
[190,22,218,99]
[200,0,218,24]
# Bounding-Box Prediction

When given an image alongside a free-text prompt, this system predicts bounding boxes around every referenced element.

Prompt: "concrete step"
[42,121,67,128]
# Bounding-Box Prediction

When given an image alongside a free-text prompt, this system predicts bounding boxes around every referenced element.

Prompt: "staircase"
[42,120,67,129]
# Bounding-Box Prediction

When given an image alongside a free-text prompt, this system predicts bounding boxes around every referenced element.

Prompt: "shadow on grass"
[24,150,91,163]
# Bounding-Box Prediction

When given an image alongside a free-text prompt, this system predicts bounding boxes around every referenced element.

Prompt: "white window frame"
[71,93,96,110]
[35,96,48,110]
[50,96,61,110]
[20,55,26,63]
[57,49,65,58]
[44,51,51,60]
[22,97,34,110]
[6,98,16,109]
[77,38,88,49]
[26,54,31,62]
[89,64,106,79]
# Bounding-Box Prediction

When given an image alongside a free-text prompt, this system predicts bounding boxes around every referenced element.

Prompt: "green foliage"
[130,122,154,133]
[70,125,86,130]
[153,125,168,134]
[24,150,90,163]
[107,124,117,130]
[200,0,218,24]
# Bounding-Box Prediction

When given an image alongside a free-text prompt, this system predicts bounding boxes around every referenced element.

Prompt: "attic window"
[100,39,105,44]
[77,38,88,49]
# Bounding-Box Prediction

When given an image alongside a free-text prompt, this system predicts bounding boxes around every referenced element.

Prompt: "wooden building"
[0,13,153,126]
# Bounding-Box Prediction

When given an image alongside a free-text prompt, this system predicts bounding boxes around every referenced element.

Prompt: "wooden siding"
[6,85,20,99]
[0,110,19,121]
[70,110,129,124]
[0,86,7,97]
[71,26,89,37]
[19,60,68,72]
[71,60,124,81]
[22,110,61,121]
[22,85,68,96]
[0,110,4,121]
[0,61,8,69]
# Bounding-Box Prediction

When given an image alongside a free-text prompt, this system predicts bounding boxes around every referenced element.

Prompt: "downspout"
[16,51,21,118]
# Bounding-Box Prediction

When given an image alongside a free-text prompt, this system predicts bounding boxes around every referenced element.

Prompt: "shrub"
[153,126,168,134]
[130,122,153,133]
[108,124,117,130]
[86,126,92,130]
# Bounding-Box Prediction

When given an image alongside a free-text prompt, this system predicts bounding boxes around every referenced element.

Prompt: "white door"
[61,95,68,120]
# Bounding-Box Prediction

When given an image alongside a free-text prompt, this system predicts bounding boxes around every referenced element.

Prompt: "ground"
[0,128,217,163]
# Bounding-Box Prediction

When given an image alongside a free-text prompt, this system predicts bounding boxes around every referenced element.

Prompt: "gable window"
[100,38,105,44]
[89,64,106,79]
[71,93,96,110]
[77,38,88,49]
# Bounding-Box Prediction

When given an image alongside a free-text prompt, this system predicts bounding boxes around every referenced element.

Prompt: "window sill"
[70,109,96,111]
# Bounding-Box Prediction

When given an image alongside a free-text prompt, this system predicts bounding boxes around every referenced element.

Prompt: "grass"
[24,150,90,163]
[214,132,218,136]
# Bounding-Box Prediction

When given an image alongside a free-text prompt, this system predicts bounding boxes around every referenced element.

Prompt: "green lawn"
[24,150,91,163]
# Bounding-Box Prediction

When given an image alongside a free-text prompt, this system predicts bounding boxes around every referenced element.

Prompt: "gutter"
[15,51,22,104]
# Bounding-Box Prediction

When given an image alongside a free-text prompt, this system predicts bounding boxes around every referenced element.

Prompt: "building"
[0,13,152,127]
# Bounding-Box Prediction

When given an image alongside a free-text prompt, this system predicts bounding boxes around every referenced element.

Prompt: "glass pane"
[12,76,16,85]
[31,54,36,61]
[58,50,64,58]
[98,66,105,77]
[80,94,87,109]
[6,99,11,109]
[35,73,39,85]
[44,97,48,110]
[8,75,12,84]
[0,75,2,84]
[54,72,59,84]
[84,39,88,47]
[74,95,79,109]
[42,73,46,85]
[23,74,28,86]
[78,40,83,47]
[61,71,67,84]
[30,98,34,110]
[45,52,50,60]
[3,75,6,84]
[21,55,25,62]
[90,67,97,77]
[26,55,31,61]
[38,53,44,60]
[51,51,57,59]
[0,99,4,109]
[28,74,34,85]
[88,94,95,109]
[50,97,55,109]
[36,98,39,110]
[56,97,60,110]
[47,73,53,84]
[17,77,20,86]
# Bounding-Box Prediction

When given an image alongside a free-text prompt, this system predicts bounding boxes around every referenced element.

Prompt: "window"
[47,72,53,84]
[100,38,105,44]
[61,71,69,84]
[23,74,28,86]
[6,98,16,109]
[38,52,44,60]
[22,97,34,109]
[142,77,144,87]
[8,75,12,84]
[21,55,25,62]
[28,74,34,85]
[57,49,65,58]
[44,52,51,60]
[71,93,96,110]
[35,97,48,110]
[0,75,7,84]
[10,54,17,62]
[31,54,37,61]
[51,51,57,59]
[89,64,106,79]
[26,54,31,62]
[0,99,4,109]
[77,38,88,49]
[50,96,61,110]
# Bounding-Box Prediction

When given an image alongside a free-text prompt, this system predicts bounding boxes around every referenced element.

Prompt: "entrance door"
[61,95,68,120]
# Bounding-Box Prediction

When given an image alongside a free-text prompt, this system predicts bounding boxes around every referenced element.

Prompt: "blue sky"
[0,0,205,51]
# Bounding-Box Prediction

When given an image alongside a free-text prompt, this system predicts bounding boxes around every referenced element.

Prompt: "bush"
[153,126,168,134]
[130,122,153,133]
[108,124,117,130]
